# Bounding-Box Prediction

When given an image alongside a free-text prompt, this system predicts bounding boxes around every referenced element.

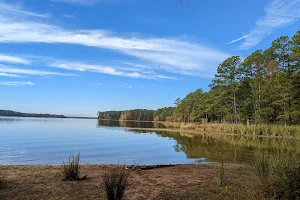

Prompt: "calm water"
[1,117,300,165]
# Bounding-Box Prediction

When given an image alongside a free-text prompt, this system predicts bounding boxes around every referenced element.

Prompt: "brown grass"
[102,166,130,200]
[0,164,261,200]
[160,122,300,139]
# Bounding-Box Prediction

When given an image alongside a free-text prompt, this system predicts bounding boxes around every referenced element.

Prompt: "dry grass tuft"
[62,153,86,181]
[0,175,4,190]
[102,166,130,200]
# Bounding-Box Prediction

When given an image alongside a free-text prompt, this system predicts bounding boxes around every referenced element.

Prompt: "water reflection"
[97,120,166,128]
[1,117,300,165]
[130,130,300,164]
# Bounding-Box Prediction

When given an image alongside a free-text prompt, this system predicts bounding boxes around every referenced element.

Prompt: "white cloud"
[0,81,34,86]
[0,2,49,18]
[0,54,31,65]
[0,72,22,77]
[0,1,230,77]
[0,64,76,77]
[227,0,300,50]
[48,61,177,80]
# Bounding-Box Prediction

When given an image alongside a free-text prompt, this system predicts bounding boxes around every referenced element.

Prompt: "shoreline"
[124,127,300,141]
[0,163,259,200]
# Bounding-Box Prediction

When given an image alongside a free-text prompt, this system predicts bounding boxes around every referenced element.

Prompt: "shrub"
[62,153,84,181]
[103,166,130,200]
[265,166,300,199]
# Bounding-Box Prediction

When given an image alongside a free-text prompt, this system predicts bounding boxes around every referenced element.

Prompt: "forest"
[97,107,174,122]
[0,110,66,118]
[98,30,300,125]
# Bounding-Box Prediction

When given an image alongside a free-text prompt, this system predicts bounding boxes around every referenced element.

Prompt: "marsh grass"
[217,161,225,186]
[250,149,300,199]
[162,122,300,138]
[252,150,299,180]
[103,166,130,200]
[62,153,84,181]
[252,151,271,180]
[264,166,300,199]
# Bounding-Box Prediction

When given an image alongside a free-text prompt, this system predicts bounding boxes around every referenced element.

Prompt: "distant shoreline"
[98,119,162,123]
[0,115,97,120]
[0,109,99,119]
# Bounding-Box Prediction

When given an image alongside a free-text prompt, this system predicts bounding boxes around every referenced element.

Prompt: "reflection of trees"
[131,130,300,164]
[97,120,166,128]
[97,120,300,164]
[156,131,242,163]
[97,120,120,127]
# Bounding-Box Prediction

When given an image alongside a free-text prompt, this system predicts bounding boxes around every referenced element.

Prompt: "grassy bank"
[161,122,300,139]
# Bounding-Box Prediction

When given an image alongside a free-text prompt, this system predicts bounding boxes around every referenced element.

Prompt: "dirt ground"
[0,164,261,200]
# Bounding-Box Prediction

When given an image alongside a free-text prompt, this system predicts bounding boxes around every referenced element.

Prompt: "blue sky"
[0,0,299,117]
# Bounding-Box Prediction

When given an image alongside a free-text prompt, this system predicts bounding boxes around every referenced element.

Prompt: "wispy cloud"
[0,54,31,65]
[51,0,132,5]
[0,2,49,18]
[0,64,76,77]
[227,0,300,50]
[0,1,229,78]
[51,0,99,5]
[0,72,22,78]
[0,81,34,86]
[48,61,177,80]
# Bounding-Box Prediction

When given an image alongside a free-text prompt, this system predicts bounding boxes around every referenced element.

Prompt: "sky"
[0,0,300,117]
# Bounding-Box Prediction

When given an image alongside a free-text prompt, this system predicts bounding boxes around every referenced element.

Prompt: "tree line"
[0,110,66,118]
[171,31,300,125]
[98,31,299,125]
[97,107,174,122]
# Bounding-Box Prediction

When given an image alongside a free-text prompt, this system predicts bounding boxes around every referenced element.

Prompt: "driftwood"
[126,164,179,172]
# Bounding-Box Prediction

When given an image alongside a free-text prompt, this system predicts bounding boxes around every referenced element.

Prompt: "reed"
[103,166,130,200]
[252,151,271,179]
[162,122,300,138]
[217,161,225,186]
[62,153,82,181]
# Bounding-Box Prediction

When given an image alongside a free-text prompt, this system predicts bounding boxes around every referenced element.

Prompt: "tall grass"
[162,122,300,138]
[265,166,300,199]
[103,166,130,200]
[252,150,299,180]
[62,153,82,181]
[252,151,271,179]
[217,161,225,186]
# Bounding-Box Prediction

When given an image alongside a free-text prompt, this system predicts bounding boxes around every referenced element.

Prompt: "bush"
[265,166,300,199]
[103,166,130,200]
[62,153,84,181]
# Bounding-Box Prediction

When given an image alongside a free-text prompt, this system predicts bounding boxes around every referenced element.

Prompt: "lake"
[1,117,300,165]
